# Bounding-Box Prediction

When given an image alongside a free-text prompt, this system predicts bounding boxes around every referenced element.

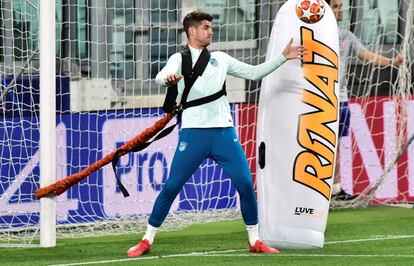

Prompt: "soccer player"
[326,0,403,200]
[127,10,305,257]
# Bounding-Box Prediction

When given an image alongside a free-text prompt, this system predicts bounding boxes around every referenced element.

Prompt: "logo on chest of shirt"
[209,58,218,67]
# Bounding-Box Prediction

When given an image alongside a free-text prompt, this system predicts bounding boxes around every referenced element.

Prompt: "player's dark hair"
[183,11,213,37]
[325,0,331,5]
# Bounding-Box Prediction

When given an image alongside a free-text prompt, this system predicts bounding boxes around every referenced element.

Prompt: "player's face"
[331,0,343,21]
[192,20,213,48]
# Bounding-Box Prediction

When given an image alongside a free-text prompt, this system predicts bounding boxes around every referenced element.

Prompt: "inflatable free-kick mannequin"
[256,0,339,249]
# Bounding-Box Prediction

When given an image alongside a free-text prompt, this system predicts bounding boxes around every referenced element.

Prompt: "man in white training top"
[127,10,305,257]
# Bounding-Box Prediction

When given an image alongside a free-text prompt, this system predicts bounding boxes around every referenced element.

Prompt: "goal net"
[331,0,414,209]
[0,0,413,246]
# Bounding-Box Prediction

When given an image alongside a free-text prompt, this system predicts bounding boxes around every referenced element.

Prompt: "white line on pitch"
[163,254,414,258]
[49,253,414,266]
[49,249,245,266]
[49,234,414,266]
[325,235,414,244]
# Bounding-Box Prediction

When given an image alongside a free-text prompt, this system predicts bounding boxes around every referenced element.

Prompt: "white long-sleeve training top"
[156,45,287,129]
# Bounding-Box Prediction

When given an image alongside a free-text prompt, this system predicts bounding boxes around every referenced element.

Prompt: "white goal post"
[39,0,56,248]
[0,0,413,247]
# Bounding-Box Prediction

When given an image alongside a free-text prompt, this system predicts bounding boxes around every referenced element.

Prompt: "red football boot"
[127,239,151,257]
[249,240,280,254]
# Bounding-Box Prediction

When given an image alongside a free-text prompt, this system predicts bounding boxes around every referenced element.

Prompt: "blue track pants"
[148,127,258,227]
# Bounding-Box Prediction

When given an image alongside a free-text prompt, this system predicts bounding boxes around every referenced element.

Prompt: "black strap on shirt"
[163,46,227,113]
[112,45,226,197]
[180,46,227,112]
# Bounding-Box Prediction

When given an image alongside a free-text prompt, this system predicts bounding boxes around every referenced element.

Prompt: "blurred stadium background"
[0,0,413,251]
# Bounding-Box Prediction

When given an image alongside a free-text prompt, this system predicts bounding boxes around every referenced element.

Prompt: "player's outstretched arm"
[226,37,306,81]
[358,49,403,67]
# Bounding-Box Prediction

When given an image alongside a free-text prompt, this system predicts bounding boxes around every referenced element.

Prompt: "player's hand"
[165,74,182,86]
[391,53,403,67]
[282,38,307,60]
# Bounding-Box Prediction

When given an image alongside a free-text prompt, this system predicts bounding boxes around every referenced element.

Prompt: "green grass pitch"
[1,206,413,265]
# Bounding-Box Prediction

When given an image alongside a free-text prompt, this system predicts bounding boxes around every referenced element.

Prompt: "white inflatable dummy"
[256,0,339,249]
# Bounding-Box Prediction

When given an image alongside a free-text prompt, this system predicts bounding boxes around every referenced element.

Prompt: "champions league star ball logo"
[295,0,325,24]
